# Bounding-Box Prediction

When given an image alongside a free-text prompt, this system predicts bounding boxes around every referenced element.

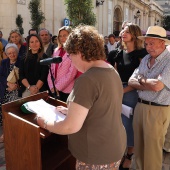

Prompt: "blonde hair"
[57,26,72,48]
[9,29,23,44]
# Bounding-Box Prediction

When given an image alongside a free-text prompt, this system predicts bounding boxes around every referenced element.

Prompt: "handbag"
[7,66,19,83]
[22,89,31,98]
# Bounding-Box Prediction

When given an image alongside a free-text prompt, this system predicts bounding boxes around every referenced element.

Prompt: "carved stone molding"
[17,0,26,5]
[123,0,129,4]
[143,11,148,16]
[129,3,135,10]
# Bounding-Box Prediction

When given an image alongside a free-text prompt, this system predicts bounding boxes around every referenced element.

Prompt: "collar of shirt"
[44,42,50,52]
[147,48,169,63]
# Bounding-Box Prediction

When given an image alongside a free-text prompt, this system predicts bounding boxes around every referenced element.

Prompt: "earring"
[29,47,31,50]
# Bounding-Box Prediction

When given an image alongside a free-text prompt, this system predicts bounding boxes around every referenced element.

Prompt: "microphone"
[40,56,62,65]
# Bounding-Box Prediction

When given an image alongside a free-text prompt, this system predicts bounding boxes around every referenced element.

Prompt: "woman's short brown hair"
[64,25,106,61]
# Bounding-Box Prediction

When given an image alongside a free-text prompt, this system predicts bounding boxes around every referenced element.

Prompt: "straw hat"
[138,26,170,45]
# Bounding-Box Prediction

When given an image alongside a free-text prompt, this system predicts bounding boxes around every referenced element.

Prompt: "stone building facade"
[96,0,163,36]
[155,0,170,16]
[0,0,163,39]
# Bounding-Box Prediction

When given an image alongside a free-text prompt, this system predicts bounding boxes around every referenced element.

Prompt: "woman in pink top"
[47,26,77,102]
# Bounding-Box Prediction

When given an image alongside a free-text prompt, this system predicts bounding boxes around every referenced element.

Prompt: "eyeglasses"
[7,52,17,56]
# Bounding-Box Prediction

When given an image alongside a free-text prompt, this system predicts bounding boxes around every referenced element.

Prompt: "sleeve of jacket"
[0,59,8,100]
[38,54,49,82]
[47,57,77,91]
[55,59,77,91]
[19,58,26,82]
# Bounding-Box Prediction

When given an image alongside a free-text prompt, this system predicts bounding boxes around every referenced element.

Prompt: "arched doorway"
[113,7,122,36]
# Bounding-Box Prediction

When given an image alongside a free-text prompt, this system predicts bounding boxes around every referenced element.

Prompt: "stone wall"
[0,0,164,39]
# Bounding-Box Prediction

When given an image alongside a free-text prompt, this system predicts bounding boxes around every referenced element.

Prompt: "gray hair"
[5,43,19,54]
[38,28,51,35]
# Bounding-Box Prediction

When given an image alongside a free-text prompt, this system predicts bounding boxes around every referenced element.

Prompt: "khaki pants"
[164,123,170,152]
[133,103,170,170]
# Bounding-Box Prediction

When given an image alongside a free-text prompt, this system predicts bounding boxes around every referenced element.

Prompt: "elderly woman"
[0,43,20,142]
[47,26,77,102]
[19,34,49,97]
[3,29,26,59]
[37,25,126,170]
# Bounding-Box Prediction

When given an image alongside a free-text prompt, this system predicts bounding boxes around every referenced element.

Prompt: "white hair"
[5,43,19,54]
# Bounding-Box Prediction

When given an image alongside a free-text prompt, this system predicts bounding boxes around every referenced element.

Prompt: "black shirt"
[19,53,49,94]
[108,48,148,82]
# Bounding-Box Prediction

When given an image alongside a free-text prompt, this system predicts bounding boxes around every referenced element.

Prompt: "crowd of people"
[0,26,79,142]
[0,23,170,170]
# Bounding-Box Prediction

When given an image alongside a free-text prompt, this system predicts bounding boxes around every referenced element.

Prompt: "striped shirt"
[130,49,170,105]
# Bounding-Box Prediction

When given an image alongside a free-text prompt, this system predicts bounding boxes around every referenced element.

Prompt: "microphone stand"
[48,64,60,100]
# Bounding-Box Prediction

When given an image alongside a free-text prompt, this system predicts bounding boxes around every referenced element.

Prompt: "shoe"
[163,143,170,153]
[119,153,133,170]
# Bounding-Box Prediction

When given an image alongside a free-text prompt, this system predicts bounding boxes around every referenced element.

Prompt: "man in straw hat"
[128,26,170,170]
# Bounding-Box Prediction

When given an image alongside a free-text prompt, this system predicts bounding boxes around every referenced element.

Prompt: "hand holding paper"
[23,99,66,122]
[122,104,133,118]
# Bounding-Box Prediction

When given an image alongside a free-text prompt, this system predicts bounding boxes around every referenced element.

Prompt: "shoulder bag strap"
[13,68,20,89]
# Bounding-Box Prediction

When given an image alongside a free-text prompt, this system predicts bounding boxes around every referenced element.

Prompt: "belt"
[138,98,169,107]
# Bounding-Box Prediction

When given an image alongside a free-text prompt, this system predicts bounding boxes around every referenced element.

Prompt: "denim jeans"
[122,84,138,147]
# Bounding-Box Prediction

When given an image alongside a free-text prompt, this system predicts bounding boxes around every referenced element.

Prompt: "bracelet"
[27,85,31,90]
[44,120,48,129]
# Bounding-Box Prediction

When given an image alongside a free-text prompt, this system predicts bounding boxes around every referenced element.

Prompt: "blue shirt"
[0,38,8,47]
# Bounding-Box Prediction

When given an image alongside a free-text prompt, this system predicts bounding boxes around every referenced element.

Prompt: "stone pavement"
[0,124,170,170]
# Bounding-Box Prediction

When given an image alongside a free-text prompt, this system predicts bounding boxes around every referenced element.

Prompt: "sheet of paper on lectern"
[122,104,133,118]
[25,99,66,122]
